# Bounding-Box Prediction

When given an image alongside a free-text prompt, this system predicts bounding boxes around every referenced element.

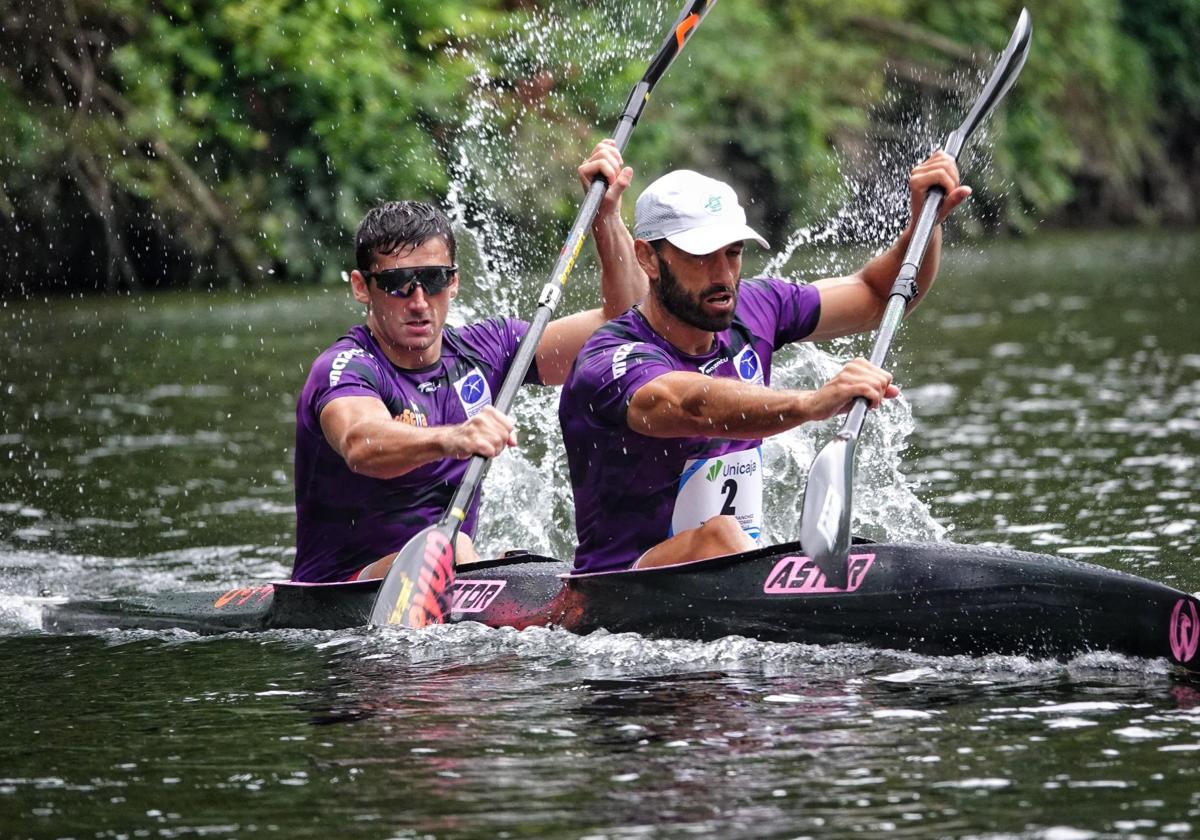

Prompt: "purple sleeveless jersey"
[293,320,537,583]
[559,278,821,574]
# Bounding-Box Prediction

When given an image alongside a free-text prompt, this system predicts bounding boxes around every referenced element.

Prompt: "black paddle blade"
[368,522,458,627]
[798,434,855,589]
[641,0,718,90]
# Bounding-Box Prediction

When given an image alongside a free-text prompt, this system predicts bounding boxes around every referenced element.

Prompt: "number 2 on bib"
[671,447,763,543]
[719,479,738,515]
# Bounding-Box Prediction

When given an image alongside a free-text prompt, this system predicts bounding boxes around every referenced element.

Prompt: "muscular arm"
[807,150,972,343]
[591,199,647,316]
[536,140,648,386]
[319,396,515,479]
[627,361,898,440]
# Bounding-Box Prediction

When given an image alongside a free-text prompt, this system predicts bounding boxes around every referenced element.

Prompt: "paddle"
[798,9,1033,589]
[369,0,719,627]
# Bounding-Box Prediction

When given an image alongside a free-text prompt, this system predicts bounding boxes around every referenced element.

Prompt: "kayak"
[42,539,1200,674]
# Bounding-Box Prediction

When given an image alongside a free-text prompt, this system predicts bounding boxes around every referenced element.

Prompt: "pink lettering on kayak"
[449,580,507,614]
[763,554,876,595]
[1170,598,1199,663]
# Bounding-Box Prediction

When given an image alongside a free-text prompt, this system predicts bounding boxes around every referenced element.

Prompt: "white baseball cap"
[634,170,769,255]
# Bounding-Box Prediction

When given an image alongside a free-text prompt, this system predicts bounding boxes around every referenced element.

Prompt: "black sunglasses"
[362,265,458,298]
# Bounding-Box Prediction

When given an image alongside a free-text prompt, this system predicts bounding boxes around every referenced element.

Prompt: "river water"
[1,229,1198,838]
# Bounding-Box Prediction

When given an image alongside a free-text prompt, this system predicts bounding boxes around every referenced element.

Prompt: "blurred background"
[2,0,1196,296]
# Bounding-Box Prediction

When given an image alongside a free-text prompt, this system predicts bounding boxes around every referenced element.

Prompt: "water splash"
[751,60,1002,547]
[441,2,664,308]
[438,3,984,557]
[200,621,1177,684]
[440,1,668,557]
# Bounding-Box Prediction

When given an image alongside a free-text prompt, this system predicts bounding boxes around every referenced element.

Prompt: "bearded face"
[653,248,739,333]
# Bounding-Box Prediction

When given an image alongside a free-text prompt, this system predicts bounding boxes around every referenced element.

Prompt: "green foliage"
[0,0,501,293]
[1122,0,1200,220]
[0,0,1196,295]
[917,0,1159,224]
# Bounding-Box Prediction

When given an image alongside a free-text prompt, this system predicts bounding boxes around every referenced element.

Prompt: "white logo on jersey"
[453,368,492,418]
[699,356,728,376]
[733,346,764,386]
[328,348,365,386]
[611,342,638,380]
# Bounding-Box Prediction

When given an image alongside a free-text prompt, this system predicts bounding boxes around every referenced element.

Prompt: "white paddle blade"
[947,9,1033,158]
[798,436,855,584]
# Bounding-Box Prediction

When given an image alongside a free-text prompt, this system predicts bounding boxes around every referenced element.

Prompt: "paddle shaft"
[836,184,946,442]
[369,0,718,627]
[830,10,1031,443]
[798,9,1032,582]
[441,0,716,527]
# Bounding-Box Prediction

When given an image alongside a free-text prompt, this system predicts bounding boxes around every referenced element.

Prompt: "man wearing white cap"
[558,151,969,573]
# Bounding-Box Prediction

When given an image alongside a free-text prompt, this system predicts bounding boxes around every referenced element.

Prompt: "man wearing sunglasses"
[292,142,643,584]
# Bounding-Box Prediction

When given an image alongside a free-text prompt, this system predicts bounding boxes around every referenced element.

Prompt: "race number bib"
[670,447,763,543]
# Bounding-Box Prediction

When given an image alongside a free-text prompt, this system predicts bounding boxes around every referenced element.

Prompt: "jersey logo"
[734,346,764,386]
[328,348,365,386]
[454,369,492,418]
[396,402,428,427]
[611,342,639,380]
[699,356,728,376]
[417,380,441,394]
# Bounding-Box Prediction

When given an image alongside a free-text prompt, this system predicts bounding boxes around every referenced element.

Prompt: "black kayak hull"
[42,541,1200,674]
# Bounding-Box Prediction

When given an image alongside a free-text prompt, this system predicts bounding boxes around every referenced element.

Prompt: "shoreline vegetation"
[1,0,1196,296]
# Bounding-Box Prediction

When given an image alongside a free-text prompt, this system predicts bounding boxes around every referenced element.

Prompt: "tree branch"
[847,16,981,64]
[48,41,265,286]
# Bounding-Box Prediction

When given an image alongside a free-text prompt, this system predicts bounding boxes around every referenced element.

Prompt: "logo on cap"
[705,195,723,214]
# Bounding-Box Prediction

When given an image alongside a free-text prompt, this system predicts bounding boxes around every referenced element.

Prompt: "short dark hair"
[355,201,456,272]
